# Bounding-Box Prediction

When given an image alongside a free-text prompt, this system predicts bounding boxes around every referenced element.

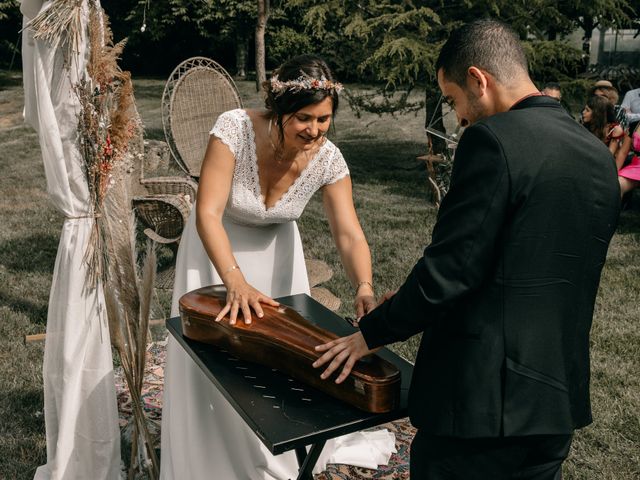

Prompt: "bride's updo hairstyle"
[263,55,341,147]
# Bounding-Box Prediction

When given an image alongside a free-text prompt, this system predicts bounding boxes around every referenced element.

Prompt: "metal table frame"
[167,293,413,479]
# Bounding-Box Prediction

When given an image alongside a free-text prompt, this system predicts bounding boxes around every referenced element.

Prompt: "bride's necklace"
[267,118,308,166]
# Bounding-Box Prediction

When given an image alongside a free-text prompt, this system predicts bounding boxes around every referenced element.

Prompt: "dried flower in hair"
[270,72,343,97]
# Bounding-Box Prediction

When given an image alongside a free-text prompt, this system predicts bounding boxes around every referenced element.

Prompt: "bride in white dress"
[160,55,395,479]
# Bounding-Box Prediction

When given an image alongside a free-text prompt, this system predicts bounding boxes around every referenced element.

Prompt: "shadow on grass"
[0,289,47,325]
[0,234,58,273]
[616,208,640,235]
[0,70,22,89]
[131,81,165,99]
[144,127,165,141]
[0,387,44,434]
[0,388,45,479]
[339,140,433,201]
[0,234,56,325]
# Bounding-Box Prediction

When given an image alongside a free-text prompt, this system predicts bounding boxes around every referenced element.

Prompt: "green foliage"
[450,0,635,39]
[524,40,584,82]
[523,40,591,115]
[283,0,636,115]
[117,0,257,41]
[5,0,638,102]
[104,0,258,74]
[285,0,444,114]
[287,0,639,115]
[266,25,313,68]
[212,0,257,38]
[0,0,18,21]
[289,0,440,88]
[352,6,440,87]
[344,87,425,118]
[0,0,19,69]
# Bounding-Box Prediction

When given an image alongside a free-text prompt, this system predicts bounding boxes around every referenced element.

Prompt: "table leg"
[295,447,307,467]
[295,441,326,480]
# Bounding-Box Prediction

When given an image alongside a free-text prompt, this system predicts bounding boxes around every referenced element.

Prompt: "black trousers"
[410,430,573,480]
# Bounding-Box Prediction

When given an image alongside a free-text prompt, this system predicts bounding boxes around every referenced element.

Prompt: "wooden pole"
[24,333,46,344]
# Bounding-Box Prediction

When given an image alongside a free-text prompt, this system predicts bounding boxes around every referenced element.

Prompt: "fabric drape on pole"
[21,0,121,478]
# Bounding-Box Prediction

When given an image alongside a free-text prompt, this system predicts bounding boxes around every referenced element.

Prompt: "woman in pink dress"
[618,122,640,196]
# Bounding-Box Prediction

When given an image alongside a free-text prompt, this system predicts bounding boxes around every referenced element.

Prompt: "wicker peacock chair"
[133,57,242,250]
[162,56,243,179]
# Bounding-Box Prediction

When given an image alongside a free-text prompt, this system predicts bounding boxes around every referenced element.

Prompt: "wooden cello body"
[179,286,401,413]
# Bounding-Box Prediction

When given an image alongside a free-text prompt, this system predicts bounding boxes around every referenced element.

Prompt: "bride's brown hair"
[262,55,340,150]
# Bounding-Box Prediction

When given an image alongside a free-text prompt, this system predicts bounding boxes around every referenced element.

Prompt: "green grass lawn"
[1,70,639,479]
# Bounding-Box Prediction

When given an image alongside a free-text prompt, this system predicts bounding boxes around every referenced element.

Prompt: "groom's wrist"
[358,307,392,350]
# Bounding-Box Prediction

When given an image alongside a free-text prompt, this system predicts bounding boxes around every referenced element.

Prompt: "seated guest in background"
[615,128,634,171]
[541,81,562,101]
[592,79,627,130]
[592,79,619,104]
[582,94,628,166]
[618,121,640,197]
[621,87,640,124]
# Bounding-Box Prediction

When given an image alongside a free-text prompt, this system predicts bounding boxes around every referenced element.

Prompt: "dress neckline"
[240,109,329,212]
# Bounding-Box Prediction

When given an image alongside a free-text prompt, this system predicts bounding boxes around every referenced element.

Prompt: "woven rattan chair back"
[162,57,243,178]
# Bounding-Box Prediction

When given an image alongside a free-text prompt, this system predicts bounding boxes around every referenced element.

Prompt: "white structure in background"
[591,28,640,67]
[565,28,640,67]
[20,0,121,478]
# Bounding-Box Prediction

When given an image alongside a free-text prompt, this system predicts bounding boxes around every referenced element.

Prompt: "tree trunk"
[582,16,595,70]
[255,0,270,91]
[235,33,248,79]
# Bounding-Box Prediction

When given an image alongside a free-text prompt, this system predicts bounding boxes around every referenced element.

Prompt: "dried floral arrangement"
[75,4,137,286]
[28,0,84,64]
[30,1,159,478]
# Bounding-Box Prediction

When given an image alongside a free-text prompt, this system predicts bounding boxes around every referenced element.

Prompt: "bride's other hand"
[322,177,377,321]
[355,288,376,320]
[215,275,279,325]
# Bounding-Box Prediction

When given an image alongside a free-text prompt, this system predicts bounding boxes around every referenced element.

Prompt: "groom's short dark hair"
[435,19,528,87]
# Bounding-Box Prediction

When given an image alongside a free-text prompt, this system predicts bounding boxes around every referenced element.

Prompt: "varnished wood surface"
[179,285,401,413]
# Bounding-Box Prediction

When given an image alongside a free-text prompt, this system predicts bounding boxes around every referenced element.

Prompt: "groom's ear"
[466,66,489,98]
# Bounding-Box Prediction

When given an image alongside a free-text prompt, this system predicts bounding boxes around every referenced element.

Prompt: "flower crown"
[270,72,343,97]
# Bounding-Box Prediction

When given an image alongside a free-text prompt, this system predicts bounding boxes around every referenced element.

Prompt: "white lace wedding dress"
[160,109,395,479]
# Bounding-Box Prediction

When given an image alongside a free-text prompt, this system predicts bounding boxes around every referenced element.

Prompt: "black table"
[167,293,413,480]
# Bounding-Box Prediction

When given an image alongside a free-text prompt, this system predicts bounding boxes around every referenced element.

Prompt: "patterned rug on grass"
[114,340,414,479]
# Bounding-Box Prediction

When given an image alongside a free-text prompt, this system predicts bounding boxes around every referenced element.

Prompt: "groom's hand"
[313,332,377,384]
[378,290,397,306]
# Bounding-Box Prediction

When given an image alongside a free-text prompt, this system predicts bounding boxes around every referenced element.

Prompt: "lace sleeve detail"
[324,146,350,185]
[210,109,243,156]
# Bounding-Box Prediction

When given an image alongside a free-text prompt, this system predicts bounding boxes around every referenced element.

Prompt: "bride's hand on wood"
[216,277,279,325]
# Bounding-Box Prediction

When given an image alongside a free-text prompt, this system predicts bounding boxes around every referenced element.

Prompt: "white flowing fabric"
[21,1,121,479]
[160,110,395,479]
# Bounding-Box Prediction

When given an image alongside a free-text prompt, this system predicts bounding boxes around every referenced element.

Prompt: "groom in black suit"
[314,19,620,479]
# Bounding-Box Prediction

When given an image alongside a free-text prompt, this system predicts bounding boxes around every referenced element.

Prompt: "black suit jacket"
[359,96,620,438]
